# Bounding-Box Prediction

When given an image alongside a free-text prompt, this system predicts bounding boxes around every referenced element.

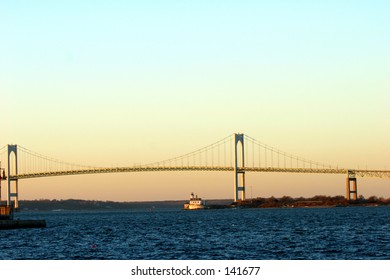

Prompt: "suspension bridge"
[1,133,389,208]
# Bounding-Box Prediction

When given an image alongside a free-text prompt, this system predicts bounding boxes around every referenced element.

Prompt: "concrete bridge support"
[7,145,19,209]
[346,170,357,201]
[234,133,246,202]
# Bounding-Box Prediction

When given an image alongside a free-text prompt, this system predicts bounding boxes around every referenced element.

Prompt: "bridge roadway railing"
[246,167,390,179]
[353,170,390,179]
[6,166,390,180]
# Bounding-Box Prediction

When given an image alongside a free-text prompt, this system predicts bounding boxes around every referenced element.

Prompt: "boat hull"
[184,203,205,210]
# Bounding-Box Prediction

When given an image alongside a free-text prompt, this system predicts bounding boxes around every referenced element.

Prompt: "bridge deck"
[6,166,390,180]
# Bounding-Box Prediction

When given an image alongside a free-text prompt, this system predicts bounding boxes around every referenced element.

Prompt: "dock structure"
[0,162,46,230]
[0,205,13,218]
[0,219,46,230]
[0,204,46,230]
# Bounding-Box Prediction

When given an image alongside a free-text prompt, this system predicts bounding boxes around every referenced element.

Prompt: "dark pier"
[0,219,46,230]
[0,205,46,230]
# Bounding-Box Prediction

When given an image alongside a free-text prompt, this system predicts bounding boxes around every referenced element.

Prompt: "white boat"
[184,193,206,210]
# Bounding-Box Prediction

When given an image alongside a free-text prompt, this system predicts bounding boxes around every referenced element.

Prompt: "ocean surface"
[0,206,389,260]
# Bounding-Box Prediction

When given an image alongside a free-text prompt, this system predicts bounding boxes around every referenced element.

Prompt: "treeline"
[16,196,390,211]
[235,195,390,208]
[18,199,185,211]
[18,198,232,211]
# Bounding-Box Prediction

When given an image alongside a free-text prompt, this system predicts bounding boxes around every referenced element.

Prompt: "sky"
[1,0,389,201]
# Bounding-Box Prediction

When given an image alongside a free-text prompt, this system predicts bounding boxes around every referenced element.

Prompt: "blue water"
[0,206,389,259]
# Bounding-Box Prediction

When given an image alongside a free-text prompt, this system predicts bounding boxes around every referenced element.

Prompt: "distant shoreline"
[16,195,390,212]
[234,195,390,209]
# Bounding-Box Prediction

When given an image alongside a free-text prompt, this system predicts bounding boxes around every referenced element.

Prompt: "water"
[0,206,389,259]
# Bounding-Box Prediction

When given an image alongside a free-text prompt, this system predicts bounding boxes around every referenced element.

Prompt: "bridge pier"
[234,133,246,202]
[7,145,19,209]
[346,170,357,201]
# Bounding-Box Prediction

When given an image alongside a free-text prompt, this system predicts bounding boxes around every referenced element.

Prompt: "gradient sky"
[1,0,389,201]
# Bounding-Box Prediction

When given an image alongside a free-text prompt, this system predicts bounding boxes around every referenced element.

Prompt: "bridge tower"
[234,133,246,202]
[7,145,19,208]
[346,170,357,201]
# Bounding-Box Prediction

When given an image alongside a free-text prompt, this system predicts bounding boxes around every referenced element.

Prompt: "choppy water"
[0,206,389,259]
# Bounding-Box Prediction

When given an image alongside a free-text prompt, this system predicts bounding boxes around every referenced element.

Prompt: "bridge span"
[1,133,389,208]
[10,166,390,180]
